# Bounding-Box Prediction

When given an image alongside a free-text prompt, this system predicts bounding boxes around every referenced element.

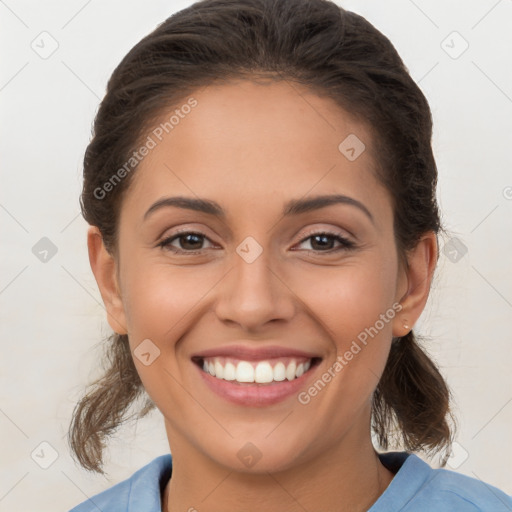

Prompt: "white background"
[1,0,511,510]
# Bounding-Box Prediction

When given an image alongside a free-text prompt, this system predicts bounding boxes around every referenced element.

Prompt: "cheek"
[290,256,398,341]
[119,264,208,407]
[121,261,219,339]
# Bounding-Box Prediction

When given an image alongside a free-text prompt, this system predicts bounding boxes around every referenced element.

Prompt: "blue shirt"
[69,451,512,511]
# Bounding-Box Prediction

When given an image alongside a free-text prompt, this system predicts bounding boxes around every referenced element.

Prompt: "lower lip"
[195,361,319,407]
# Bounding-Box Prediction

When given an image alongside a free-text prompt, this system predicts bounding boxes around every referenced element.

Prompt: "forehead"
[122,79,392,228]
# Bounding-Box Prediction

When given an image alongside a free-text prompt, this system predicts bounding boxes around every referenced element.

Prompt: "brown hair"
[69,0,456,474]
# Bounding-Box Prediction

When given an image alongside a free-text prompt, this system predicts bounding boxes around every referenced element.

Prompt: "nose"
[214,244,296,331]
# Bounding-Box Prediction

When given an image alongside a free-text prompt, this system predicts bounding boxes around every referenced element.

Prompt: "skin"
[88,79,437,512]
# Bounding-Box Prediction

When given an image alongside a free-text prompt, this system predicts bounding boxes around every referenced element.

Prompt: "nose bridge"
[214,236,294,328]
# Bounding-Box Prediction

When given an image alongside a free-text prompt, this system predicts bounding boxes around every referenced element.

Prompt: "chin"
[204,436,310,475]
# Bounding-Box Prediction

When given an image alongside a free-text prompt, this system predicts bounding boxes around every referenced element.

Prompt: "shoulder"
[68,454,173,512]
[373,451,512,512]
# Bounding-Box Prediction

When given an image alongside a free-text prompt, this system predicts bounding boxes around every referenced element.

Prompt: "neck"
[162,422,395,512]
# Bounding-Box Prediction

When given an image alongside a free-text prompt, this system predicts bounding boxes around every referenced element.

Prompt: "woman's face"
[104,79,414,472]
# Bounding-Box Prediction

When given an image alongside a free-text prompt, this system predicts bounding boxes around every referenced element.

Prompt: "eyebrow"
[283,194,374,224]
[144,196,223,220]
[143,194,374,224]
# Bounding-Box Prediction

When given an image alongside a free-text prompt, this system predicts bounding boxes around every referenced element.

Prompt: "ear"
[392,231,437,338]
[87,226,128,335]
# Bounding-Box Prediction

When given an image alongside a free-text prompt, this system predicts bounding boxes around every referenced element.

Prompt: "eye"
[294,231,356,252]
[157,231,215,254]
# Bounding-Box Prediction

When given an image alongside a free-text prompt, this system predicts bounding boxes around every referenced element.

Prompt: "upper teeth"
[202,358,312,383]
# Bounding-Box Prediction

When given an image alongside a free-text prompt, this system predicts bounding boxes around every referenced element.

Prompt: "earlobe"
[87,226,128,335]
[392,231,437,338]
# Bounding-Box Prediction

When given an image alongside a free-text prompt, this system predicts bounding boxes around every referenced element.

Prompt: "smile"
[197,356,318,384]
[191,345,323,406]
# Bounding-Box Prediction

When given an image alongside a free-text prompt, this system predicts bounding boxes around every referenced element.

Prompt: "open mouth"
[192,356,322,385]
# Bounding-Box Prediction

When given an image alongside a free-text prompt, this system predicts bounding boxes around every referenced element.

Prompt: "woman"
[68,0,512,510]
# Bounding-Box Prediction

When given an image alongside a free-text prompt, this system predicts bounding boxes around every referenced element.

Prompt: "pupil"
[312,235,332,250]
[182,234,202,249]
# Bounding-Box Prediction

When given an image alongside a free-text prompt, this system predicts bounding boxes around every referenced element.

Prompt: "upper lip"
[192,344,321,361]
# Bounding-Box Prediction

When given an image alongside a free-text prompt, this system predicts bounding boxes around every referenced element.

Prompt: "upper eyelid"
[161,227,350,241]
[158,225,218,243]
[155,214,359,240]
[161,221,353,238]
[295,226,352,242]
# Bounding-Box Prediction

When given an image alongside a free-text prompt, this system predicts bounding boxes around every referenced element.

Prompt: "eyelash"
[157,229,356,255]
